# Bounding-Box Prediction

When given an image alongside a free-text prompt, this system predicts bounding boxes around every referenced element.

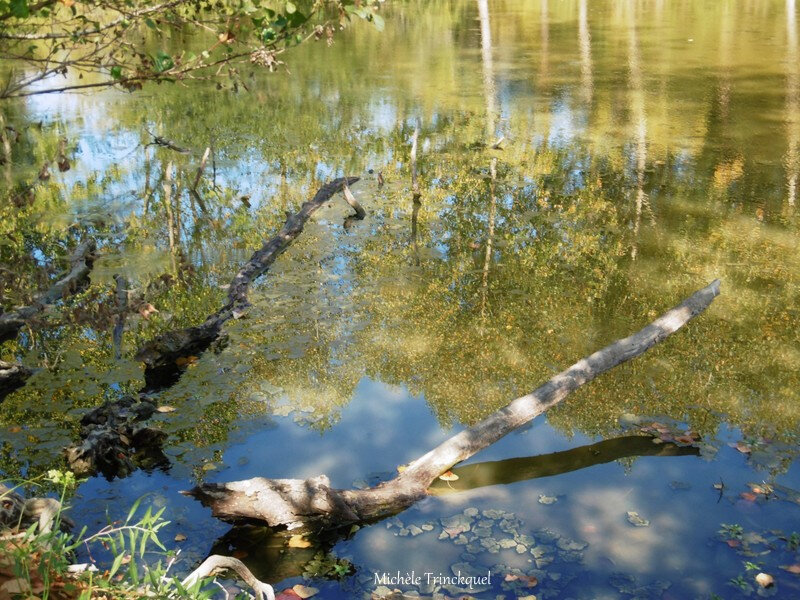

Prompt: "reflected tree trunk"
[411,198,421,266]
[578,0,593,104]
[627,3,648,260]
[480,158,497,319]
[787,0,799,207]
[429,434,700,493]
[477,0,499,318]
[162,161,177,273]
[477,0,498,141]
[143,147,152,214]
[538,0,552,142]
[0,111,12,185]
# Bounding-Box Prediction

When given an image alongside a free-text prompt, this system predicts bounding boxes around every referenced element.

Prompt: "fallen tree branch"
[182,555,275,600]
[135,176,359,388]
[185,279,721,530]
[0,239,96,343]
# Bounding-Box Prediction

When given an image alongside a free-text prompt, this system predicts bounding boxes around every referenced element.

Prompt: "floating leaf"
[138,303,159,319]
[174,533,186,542]
[755,573,774,588]
[175,355,198,367]
[232,549,248,559]
[156,405,177,413]
[740,492,758,502]
[729,441,752,454]
[292,584,318,598]
[276,590,302,600]
[626,511,650,527]
[780,564,800,574]
[288,534,311,548]
[396,464,407,473]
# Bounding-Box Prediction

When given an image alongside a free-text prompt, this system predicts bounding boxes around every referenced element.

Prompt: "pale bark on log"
[185,279,721,530]
[0,238,96,343]
[182,555,275,600]
[135,177,359,386]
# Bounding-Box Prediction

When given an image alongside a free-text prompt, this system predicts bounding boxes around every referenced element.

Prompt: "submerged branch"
[0,238,96,343]
[185,280,721,529]
[135,177,360,388]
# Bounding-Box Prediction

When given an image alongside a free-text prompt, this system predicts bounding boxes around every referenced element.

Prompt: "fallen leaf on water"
[397,464,407,473]
[292,584,319,598]
[156,405,177,413]
[287,534,311,548]
[275,590,302,600]
[675,435,697,444]
[439,471,459,481]
[626,511,650,527]
[780,564,800,574]
[232,549,248,559]
[755,572,774,588]
[729,441,752,454]
[174,533,187,542]
[201,462,216,471]
[8,426,21,433]
[747,483,772,495]
[740,492,758,502]
[726,539,741,548]
[138,303,159,319]
[175,355,198,367]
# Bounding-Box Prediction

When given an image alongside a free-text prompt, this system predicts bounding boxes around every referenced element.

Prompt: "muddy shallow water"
[2,0,800,598]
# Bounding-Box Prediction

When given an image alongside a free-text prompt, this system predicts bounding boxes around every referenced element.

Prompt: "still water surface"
[2,0,800,597]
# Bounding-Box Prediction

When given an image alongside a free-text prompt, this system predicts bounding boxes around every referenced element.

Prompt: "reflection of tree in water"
[1,3,800,480]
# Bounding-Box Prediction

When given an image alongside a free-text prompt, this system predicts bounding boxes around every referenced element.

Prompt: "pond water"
[2,0,800,598]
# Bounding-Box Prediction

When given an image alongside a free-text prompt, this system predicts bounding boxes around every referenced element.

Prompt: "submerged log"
[64,395,168,479]
[0,238,96,343]
[0,360,32,400]
[135,176,360,388]
[185,279,721,530]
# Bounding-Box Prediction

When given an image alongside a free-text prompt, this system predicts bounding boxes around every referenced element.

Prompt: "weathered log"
[185,279,721,530]
[135,177,360,387]
[0,238,96,343]
[0,360,31,400]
